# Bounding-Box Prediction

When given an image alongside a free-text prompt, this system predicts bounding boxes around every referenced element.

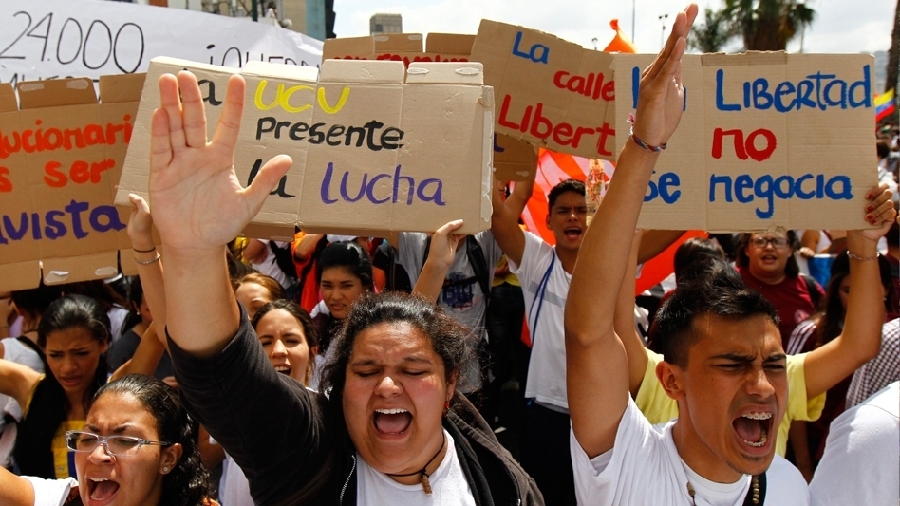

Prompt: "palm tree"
[722,0,816,51]
[688,7,736,53]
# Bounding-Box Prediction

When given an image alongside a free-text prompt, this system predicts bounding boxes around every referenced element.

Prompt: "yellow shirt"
[635,350,826,457]
[24,374,84,479]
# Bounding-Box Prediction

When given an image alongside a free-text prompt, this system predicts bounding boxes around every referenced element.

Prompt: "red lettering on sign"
[498,94,616,156]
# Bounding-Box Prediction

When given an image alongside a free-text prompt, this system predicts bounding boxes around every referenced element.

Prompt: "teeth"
[274,366,290,372]
[375,408,408,415]
[741,412,773,420]
[90,478,108,482]
[742,427,768,447]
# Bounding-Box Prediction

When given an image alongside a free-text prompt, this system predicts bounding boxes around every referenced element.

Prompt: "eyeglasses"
[750,236,789,249]
[65,431,172,457]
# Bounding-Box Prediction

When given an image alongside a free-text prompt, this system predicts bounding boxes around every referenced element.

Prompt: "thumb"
[436,219,464,236]
[242,155,293,210]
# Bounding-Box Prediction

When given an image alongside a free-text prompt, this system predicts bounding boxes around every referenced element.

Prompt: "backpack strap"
[800,273,821,309]
[16,336,45,362]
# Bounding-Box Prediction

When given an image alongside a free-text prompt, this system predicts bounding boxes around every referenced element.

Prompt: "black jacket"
[169,305,543,505]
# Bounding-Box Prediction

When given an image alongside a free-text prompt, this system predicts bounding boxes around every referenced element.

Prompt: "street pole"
[252,0,258,21]
[632,0,636,42]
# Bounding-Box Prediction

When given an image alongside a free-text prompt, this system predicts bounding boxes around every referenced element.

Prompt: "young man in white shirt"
[563,5,819,504]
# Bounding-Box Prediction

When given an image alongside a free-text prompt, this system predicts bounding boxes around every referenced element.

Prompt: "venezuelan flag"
[875,89,895,121]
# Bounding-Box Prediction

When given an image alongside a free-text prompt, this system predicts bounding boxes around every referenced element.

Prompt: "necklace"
[681,460,761,505]
[384,434,446,495]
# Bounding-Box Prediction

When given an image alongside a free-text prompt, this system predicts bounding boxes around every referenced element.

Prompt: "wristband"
[135,253,161,265]
[847,251,878,261]
[627,114,667,152]
[133,246,157,254]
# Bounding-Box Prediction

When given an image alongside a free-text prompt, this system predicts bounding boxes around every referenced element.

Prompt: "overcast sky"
[332,0,895,55]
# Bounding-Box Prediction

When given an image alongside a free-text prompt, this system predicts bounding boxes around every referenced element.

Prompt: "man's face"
[546,191,587,252]
[670,313,787,480]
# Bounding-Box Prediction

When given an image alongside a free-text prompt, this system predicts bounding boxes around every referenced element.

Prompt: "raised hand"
[428,220,466,271]
[855,183,896,241]
[632,4,699,147]
[127,193,155,252]
[148,71,292,256]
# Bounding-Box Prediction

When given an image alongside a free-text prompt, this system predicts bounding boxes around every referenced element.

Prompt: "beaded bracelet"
[847,251,878,261]
[627,114,667,152]
[135,253,161,265]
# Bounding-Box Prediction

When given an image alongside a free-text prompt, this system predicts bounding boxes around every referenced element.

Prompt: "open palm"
[148,71,292,255]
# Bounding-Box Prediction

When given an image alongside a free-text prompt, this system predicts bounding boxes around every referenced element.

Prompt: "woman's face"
[44,328,106,398]
[75,392,181,506]
[320,267,365,320]
[235,282,274,319]
[745,233,794,282]
[256,308,314,385]
[342,322,455,477]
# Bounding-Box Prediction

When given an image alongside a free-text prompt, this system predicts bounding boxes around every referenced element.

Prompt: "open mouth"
[88,477,120,503]
[60,376,82,387]
[564,227,583,241]
[373,408,412,435]
[274,365,292,376]
[732,411,773,449]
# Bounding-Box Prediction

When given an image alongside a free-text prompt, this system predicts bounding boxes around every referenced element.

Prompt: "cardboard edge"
[319,59,405,83]
[0,84,17,113]
[701,51,788,67]
[100,73,147,103]
[243,61,319,81]
[426,33,476,54]
[17,78,97,109]
[0,261,42,291]
[406,62,484,84]
[42,253,121,286]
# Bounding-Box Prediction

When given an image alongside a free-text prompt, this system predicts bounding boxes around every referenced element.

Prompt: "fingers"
[435,219,464,236]
[212,74,247,157]
[128,193,152,217]
[158,73,187,152]
[645,4,697,82]
[242,154,292,212]
[177,71,208,149]
[149,107,173,174]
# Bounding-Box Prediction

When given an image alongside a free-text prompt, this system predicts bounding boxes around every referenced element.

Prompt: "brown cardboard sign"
[0,75,144,290]
[324,32,537,182]
[116,57,495,238]
[471,20,617,161]
[614,52,876,232]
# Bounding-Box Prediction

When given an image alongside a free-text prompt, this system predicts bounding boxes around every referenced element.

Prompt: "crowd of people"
[0,4,897,505]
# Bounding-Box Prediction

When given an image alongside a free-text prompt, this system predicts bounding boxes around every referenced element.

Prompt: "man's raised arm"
[565,4,697,459]
[491,175,533,266]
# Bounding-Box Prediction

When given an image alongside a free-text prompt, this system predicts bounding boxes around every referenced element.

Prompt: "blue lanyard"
[528,252,556,346]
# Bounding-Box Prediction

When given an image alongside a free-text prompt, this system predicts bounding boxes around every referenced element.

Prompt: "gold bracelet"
[135,253,161,265]
[847,251,878,261]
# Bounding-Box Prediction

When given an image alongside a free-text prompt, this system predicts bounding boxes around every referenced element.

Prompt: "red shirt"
[739,269,823,348]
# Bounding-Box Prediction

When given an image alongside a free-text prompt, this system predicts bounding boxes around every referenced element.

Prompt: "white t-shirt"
[809,382,899,506]
[250,239,292,290]
[508,232,571,411]
[571,398,810,505]
[219,453,254,506]
[356,430,476,506]
[23,476,78,506]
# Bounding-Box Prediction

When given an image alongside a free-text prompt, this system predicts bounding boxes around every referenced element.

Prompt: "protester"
[311,241,375,352]
[562,5,893,502]
[808,382,899,505]
[144,68,542,505]
[0,374,212,506]
[233,273,287,320]
[0,295,110,479]
[215,299,319,506]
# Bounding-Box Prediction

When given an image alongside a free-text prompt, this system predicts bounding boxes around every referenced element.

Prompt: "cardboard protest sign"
[116,57,495,238]
[324,32,537,182]
[471,20,617,161]
[0,0,322,86]
[0,74,143,290]
[614,52,876,231]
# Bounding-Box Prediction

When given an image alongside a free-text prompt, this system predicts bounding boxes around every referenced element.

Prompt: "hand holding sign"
[632,4,698,148]
[858,183,896,241]
[149,71,292,257]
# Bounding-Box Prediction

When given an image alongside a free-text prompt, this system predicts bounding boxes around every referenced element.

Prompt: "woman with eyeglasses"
[0,294,111,479]
[737,231,826,347]
[0,373,212,506]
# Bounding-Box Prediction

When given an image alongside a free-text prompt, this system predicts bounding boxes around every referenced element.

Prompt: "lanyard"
[528,252,556,347]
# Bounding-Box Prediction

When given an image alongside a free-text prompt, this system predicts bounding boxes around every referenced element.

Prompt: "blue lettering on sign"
[494,134,505,153]
[715,65,872,112]
[512,31,549,64]
[644,171,682,204]
[320,162,446,206]
[0,200,126,245]
[631,65,687,111]
[709,173,852,218]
